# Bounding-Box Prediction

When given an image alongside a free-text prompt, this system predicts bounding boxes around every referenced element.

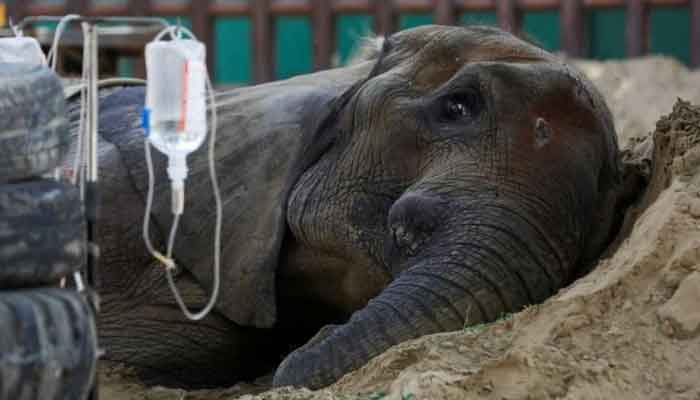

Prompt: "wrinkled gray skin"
[78,26,640,389]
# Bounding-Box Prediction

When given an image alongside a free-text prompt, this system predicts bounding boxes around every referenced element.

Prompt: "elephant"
[75,25,641,390]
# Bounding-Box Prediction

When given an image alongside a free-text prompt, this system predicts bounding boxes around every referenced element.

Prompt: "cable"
[47,14,82,71]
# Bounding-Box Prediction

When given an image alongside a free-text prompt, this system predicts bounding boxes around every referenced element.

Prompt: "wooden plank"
[497,0,521,34]
[334,0,372,14]
[128,0,150,16]
[692,0,700,67]
[374,0,397,35]
[5,0,27,25]
[626,0,648,57]
[191,0,215,80]
[90,6,131,16]
[206,0,693,18]
[93,0,694,18]
[313,0,334,71]
[252,0,275,82]
[66,0,90,15]
[561,0,586,57]
[399,0,433,13]
[434,0,457,25]
[453,0,494,12]
[129,0,151,79]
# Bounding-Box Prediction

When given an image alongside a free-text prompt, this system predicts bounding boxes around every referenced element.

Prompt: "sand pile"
[574,57,700,148]
[100,58,700,400]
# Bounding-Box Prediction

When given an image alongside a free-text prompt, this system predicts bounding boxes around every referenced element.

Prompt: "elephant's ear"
[96,63,372,328]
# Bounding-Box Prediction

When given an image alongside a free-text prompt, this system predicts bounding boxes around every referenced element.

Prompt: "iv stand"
[17,16,171,400]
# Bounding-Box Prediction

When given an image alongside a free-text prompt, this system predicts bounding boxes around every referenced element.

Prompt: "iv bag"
[145,39,207,158]
[0,37,47,66]
[142,28,222,321]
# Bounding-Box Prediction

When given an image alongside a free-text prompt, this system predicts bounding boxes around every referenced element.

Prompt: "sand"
[100,57,700,400]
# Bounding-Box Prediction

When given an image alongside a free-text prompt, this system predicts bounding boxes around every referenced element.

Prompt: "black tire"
[0,288,97,400]
[0,180,85,288]
[0,63,70,183]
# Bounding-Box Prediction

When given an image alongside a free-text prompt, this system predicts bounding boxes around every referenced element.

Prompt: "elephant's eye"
[441,92,480,122]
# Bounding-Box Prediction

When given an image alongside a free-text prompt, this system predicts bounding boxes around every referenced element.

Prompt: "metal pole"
[86,23,100,400]
[16,15,170,31]
[86,23,100,288]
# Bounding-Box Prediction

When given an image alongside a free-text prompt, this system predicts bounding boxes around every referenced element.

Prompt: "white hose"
[47,14,82,71]
[142,26,222,321]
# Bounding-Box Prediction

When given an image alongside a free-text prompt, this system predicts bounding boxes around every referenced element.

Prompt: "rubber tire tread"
[0,63,70,183]
[0,288,97,400]
[0,180,85,288]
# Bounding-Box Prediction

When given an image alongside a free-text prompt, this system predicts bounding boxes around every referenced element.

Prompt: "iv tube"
[142,25,222,321]
[47,14,82,71]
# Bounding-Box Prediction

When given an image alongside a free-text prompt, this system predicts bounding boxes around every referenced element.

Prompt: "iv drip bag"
[145,38,208,188]
[142,26,222,321]
[0,36,47,66]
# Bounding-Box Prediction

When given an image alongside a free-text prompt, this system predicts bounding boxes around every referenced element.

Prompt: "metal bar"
[252,0,275,82]
[17,16,170,31]
[87,24,99,188]
[626,0,649,57]
[374,0,397,36]
[85,24,101,400]
[692,0,700,67]
[191,0,215,80]
[497,0,522,34]
[313,0,334,70]
[434,0,457,25]
[561,0,587,57]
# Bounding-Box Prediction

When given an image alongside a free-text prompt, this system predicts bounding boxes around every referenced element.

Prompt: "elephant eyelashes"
[440,91,483,122]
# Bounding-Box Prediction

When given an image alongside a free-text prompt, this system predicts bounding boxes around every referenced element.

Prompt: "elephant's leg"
[100,267,282,388]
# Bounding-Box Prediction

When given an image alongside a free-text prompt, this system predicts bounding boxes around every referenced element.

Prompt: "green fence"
[130,8,692,85]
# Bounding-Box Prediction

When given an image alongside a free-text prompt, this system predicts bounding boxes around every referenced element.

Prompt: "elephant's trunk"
[273,203,578,389]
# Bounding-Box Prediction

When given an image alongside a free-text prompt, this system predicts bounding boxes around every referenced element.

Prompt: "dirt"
[575,56,700,149]
[100,57,700,400]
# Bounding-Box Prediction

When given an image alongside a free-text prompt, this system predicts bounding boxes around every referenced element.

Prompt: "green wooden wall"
[124,8,694,84]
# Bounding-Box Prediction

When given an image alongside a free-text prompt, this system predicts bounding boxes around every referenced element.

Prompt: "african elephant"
[79,25,638,390]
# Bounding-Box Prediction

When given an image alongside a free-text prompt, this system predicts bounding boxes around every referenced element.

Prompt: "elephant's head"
[272,25,633,388]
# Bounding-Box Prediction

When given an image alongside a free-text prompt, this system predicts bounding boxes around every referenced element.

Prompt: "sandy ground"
[100,57,700,400]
